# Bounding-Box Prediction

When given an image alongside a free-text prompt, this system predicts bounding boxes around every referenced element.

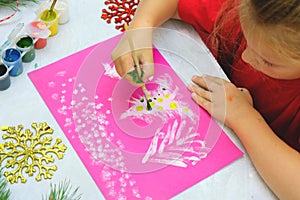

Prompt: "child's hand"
[188,75,254,128]
[111,28,154,86]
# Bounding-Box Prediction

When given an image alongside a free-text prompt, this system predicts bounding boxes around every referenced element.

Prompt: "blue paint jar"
[2,48,24,77]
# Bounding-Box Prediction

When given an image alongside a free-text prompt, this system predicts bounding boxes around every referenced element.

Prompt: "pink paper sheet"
[28,34,243,199]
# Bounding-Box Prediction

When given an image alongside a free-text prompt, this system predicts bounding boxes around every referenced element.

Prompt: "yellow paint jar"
[39,10,59,36]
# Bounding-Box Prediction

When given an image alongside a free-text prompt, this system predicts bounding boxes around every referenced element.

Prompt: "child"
[111,0,300,199]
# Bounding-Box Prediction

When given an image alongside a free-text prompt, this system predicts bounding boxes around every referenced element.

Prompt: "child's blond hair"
[240,0,300,62]
[209,0,300,71]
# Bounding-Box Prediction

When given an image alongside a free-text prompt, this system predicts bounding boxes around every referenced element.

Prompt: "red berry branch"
[101,0,140,32]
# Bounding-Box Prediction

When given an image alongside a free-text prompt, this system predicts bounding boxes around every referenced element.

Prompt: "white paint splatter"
[103,63,121,79]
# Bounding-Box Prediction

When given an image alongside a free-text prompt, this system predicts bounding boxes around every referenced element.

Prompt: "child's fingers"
[192,75,229,94]
[114,54,135,78]
[141,63,154,82]
[191,75,209,90]
[191,92,212,113]
[139,49,154,82]
[188,83,212,102]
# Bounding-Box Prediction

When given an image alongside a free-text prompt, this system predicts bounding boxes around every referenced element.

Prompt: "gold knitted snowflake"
[0,122,67,184]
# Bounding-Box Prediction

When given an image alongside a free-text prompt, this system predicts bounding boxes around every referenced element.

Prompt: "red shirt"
[178,0,300,151]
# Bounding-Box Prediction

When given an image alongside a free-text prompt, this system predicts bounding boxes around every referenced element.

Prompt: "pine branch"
[0,168,11,200]
[0,0,39,10]
[43,179,82,200]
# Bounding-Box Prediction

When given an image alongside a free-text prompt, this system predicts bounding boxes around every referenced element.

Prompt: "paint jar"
[34,37,47,49]
[56,0,69,24]
[26,21,50,49]
[39,10,59,36]
[2,48,24,77]
[0,63,13,91]
[15,35,36,63]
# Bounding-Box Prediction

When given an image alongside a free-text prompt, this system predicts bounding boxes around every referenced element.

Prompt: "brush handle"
[8,23,24,39]
[0,23,24,53]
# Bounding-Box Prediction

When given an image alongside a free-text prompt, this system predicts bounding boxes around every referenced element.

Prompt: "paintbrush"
[124,24,152,110]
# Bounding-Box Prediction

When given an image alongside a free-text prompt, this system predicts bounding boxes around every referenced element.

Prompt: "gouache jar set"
[1,22,50,79]
[0,32,43,91]
[0,1,69,91]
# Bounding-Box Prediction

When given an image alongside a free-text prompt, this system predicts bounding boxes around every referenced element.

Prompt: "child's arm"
[188,75,300,200]
[231,103,300,200]
[111,0,180,85]
[129,0,180,29]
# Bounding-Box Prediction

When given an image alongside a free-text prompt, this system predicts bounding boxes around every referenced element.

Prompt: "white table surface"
[0,1,277,199]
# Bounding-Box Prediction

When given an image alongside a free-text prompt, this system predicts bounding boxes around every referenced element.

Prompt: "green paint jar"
[16,35,36,63]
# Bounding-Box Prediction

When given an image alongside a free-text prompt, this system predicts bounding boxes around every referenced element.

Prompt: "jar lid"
[26,21,51,39]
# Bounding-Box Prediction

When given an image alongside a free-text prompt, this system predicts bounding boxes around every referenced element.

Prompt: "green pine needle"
[127,65,145,84]
[0,168,11,200]
[0,0,39,10]
[43,179,82,200]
